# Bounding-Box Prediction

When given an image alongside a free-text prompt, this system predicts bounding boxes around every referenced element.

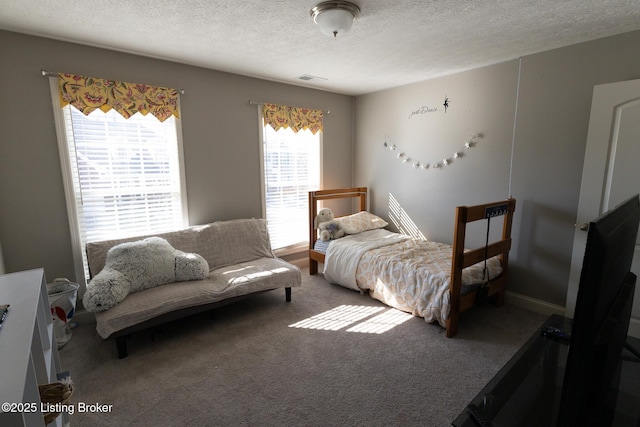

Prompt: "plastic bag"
[47,278,79,349]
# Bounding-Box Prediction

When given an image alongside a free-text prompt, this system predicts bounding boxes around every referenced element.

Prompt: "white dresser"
[0,269,69,426]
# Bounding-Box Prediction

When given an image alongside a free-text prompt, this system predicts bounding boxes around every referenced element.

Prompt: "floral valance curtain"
[262,103,323,135]
[57,73,180,122]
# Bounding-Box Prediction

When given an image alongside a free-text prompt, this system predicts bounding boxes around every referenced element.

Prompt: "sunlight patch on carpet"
[346,309,413,333]
[289,304,413,334]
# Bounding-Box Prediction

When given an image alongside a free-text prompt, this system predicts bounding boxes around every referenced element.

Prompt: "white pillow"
[335,211,388,234]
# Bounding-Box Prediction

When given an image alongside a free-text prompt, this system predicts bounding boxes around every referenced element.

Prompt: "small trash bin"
[47,278,79,349]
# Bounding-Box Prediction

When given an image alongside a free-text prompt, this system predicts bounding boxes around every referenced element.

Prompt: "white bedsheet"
[323,229,410,290]
[322,229,503,327]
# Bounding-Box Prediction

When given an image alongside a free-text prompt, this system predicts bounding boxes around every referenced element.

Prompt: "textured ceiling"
[1,0,640,95]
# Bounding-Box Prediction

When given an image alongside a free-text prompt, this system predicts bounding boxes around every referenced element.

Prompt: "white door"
[566,79,640,338]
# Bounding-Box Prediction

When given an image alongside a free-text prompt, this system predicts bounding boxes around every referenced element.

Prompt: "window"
[260,104,323,252]
[49,74,187,285]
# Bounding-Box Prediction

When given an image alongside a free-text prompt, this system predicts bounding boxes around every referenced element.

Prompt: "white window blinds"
[64,107,186,244]
[262,124,321,251]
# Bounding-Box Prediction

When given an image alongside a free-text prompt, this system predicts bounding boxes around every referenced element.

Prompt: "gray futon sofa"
[85,218,302,358]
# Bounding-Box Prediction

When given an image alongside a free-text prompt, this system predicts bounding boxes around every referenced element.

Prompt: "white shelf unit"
[0,269,69,427]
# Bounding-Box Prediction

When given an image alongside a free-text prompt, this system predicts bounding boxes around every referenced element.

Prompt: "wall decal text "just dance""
[408,96,450,119]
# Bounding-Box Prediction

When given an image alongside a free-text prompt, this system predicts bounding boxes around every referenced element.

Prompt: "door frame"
[566,79,640,338]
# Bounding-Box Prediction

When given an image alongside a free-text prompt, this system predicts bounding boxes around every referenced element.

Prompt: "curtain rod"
[249,99,330,114]
[41,69,185,94]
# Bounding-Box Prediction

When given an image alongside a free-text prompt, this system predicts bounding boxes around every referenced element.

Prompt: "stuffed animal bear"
[83,236,209,312]
[314,208,345,241]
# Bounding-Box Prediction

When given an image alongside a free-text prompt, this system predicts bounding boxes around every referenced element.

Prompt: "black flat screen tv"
[557,194,640,426]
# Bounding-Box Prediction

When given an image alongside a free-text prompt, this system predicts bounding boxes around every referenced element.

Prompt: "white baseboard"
[628,318,640,339]
[72,309,95,325]
[505,291,640,339]
[288,256,309,270]
[504,291,566,317]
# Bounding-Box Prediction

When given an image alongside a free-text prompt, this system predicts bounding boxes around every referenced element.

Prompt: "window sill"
[274,242,308,258]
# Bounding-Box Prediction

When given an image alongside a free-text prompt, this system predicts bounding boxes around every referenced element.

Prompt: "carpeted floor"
[59,269,547,426]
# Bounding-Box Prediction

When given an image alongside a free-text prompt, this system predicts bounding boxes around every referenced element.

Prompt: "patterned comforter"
[323,229,503,327]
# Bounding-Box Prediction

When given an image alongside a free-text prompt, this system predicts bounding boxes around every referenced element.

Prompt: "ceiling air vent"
[297,74,328,81]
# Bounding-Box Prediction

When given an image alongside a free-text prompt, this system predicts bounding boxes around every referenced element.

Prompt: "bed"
[308,187,516,337]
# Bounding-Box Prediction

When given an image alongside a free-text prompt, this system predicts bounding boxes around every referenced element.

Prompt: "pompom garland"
[383,133,482,170]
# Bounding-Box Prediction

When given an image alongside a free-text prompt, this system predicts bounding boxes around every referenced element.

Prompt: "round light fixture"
[310,1,361,38]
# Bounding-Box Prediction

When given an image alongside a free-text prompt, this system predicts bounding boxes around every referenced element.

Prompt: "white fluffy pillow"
[335,211,388,234]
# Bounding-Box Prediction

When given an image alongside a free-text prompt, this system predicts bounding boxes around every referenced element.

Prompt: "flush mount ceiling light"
[310,1,361,38]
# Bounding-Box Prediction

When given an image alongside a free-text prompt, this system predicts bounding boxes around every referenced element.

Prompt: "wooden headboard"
[308,187,367,274]
[447,197,516,336]
[307,187,517,337]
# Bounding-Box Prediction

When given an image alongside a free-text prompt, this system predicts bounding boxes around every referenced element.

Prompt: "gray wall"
[354,30,640,308]
[0,30,354,282]
[3,28,640,310]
